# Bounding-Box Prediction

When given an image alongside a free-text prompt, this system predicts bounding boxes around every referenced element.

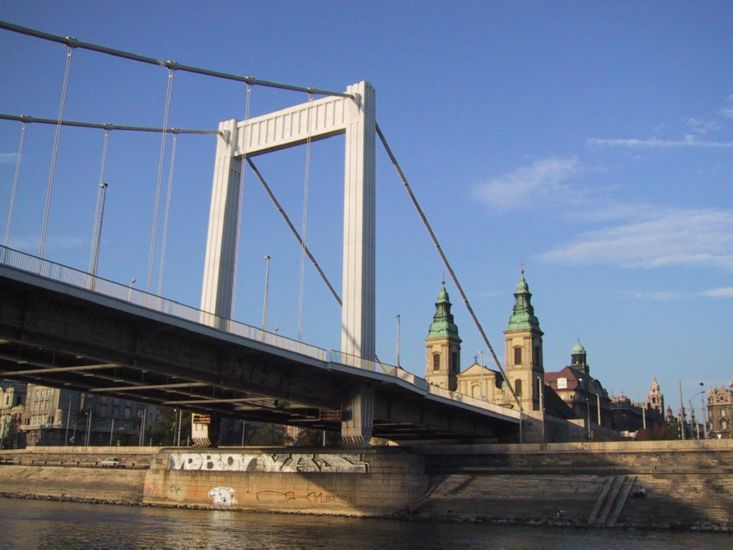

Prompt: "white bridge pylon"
[200,81,376,361]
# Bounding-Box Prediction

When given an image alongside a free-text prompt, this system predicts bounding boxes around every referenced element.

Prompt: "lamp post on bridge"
[396,314,401,367]
[595,392,602,427]
[127,277,136,301]
[262,255,271,331]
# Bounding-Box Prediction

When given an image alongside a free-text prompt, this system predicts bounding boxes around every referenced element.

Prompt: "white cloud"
[0,153,18,165]
[700,287,733,298]
[621,290,687,301]
[472,157,580,209]
[539,208,733,271]
[686,117,721,134]
[720,105,733,119]
[588,136,733,149]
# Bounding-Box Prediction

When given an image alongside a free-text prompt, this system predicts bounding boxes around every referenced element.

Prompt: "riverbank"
[0,440,731,531]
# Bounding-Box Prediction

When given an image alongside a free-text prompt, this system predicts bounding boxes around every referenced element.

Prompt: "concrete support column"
[341,383,375,447]
[200,120,242,326]
[341,82,376,361]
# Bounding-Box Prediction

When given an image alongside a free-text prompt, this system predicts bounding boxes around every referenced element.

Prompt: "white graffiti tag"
[169,453,368,473]
[208,486,237,506]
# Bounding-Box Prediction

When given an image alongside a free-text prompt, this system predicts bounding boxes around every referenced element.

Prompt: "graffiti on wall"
[169,453,368,473]
[208,486,237,505]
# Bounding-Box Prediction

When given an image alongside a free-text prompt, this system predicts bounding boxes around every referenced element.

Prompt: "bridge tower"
[503,268,544,412]
[425,283,461,391]
[200,82,377,446]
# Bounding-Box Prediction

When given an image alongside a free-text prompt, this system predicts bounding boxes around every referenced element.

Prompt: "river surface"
[0,498,728,549]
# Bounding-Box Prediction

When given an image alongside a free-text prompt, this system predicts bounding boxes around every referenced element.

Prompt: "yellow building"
[437,269,544,412]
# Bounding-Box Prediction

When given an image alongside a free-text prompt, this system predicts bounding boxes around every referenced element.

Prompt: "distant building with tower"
[428,268,665,441]
[707,381,732,439]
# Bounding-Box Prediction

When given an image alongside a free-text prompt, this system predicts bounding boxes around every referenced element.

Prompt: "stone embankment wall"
[143,448,428,516]
[412,439,733,530]
[0,446,158,504]
[0,441,731,529]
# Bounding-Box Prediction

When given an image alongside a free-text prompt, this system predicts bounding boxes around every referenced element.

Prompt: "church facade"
[424,269,661,440]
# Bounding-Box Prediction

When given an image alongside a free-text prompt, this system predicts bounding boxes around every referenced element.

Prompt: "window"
[533,345,541,367]
[514,346,522,365]
[451,352,458,373]
[722,418,729,431]
[557,377,568,389]
[515,379,523,397]
[722,409,727,418]
[433,353,440,371]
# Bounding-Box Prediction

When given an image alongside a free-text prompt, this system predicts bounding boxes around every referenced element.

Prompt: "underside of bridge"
[0,268,519,444]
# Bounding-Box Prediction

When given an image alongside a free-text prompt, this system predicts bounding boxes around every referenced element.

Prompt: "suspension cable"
[246,158,341,307]
[0,113,218,135]
[3,122,27,248]
[146,69,175,292]
[231,83,253,315]
[375,123,522,412]
[297,93,314,341]
[39,46,73,258]
[88,129,110,275]
[0,20,352,99]
[156,134,178,295]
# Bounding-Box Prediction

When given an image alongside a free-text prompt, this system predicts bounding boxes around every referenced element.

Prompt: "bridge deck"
[0,246,520,442]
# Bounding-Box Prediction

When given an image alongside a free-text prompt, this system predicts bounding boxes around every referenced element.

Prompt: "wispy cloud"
[621,290,688,301]
[720,105,733,119]
[472,157,580,209]
[685,117,721,134]
[539,208,733,271]
[700,287,733,298]
[588,136,733,149]
[0,153,18,165]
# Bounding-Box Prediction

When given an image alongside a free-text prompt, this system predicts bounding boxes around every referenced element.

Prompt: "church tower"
[646,378,665,414]
[571,339,589,374]
[503,267,544,411]
[425,283,461,391]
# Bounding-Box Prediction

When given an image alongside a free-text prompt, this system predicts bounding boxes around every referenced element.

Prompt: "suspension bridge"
[0,21,524,445]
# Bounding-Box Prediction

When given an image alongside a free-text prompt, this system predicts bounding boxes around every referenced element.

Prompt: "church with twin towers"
[423,268,667,438]
[425,268,546,413]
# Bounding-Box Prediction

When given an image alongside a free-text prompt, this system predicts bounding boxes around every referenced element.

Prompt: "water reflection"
[0,498,726,549]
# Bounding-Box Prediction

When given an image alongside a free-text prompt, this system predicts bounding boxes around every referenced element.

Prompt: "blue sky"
[0,1,731,410]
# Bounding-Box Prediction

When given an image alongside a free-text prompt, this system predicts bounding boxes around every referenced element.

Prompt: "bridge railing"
[0,246,516,419]
[0,245,330,363]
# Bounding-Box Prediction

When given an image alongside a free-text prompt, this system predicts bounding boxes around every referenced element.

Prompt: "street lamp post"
[262,255,271,331]
[127,277,136,301]
[396,314,401,367]
[690,387,707,440]
[678,380,686,440]
[698,382,708,439]
[595,392,601,427]
[480,351,485,400]
[585,398,591,440]
[537,375,545,442]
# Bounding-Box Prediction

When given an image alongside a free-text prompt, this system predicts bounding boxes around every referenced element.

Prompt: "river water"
[0,498,728,549]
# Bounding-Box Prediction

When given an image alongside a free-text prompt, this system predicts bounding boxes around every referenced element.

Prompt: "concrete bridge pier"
[341,383,375,447]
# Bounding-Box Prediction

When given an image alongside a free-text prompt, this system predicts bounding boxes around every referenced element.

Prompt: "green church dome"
[571,340,586,355]
[507,268,540,332]
[427,283,461,341]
